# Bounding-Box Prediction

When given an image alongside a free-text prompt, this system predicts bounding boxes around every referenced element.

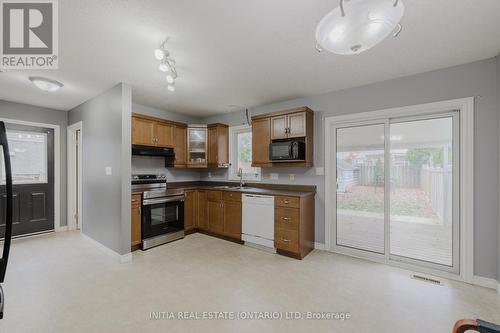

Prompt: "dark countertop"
[132,181,316,197]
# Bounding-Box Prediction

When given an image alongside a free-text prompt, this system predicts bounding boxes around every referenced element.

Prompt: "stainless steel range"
[132,174,185,250]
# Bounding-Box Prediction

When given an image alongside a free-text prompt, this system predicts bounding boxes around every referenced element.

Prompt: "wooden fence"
[358,165,420,187]
[420,166,452,224]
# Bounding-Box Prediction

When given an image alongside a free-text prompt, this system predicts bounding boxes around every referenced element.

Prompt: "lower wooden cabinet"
[207,194,224,234]
[131,194,142,250]
[205,190,242,239]
[184,190,197,232]
[274,194,315,259]
[222,200,242,239]
[197,191,207,230]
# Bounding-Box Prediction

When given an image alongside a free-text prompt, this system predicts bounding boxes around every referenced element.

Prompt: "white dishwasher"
[242,194,275,249]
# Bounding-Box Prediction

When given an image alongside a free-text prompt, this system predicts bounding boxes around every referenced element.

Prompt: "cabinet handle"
[282,200,290,204]
[281,238,291,243]
[281,217,290,221]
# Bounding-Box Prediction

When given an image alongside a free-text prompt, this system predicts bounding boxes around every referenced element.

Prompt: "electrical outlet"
[270,173,279,180]
[289,174,295,181]
[105,166,112,176]
[316,167,324,176]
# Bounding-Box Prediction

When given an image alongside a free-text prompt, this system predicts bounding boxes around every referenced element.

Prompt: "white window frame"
[324,97,474,283]
[228,125,261,182]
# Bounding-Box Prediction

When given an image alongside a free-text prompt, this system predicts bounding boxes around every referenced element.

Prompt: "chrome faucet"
[238,168,245,187]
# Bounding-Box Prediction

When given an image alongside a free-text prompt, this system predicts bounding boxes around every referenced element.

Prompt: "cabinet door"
[132,117,155,146]
[217,126,229,166]
[184,190,196,231]
[252,117,271,165]
[223,201,242,239]
[155,122,174,147]
[174,126,187,167]
[287,112,307,138]
[207,126,218,165]
[197,191,208,230]
[271,115,288,140]
[207,201,224,234]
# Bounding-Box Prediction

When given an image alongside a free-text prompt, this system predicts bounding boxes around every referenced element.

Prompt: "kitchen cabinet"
[197,191,208,230]
[184,190,196,232]
[207,123,229,167]
[271,115,288,140]
[154,122,174,147]
[132,114,174,148]
[271,111,306,140]
[173,125,187,167]
[251,117,272,167]
[207,191,224,234]
[252,107,314,167]
[131,194,142,250]
[187,125,208,168]
[274,194,315,259]
[132,117,155,146]
[206,190,242,239]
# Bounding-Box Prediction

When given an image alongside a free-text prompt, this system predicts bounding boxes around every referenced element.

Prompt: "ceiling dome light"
[167,84,175,92]
[315,0,404,55]
[155,49,165,60]
[29,76,63,92]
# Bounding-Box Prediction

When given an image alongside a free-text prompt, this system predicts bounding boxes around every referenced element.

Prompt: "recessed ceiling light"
[29,77,63,92]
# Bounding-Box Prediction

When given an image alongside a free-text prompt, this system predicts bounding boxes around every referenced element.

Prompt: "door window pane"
[389,117,453,266]
[0,130,47,184]
[336,124,385,254]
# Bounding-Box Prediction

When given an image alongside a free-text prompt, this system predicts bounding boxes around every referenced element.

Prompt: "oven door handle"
[143,196,185,206]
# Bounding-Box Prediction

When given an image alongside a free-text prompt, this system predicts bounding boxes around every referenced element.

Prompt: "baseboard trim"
[314,242,326,250]
[472,275,499,291]
[81,234,132,263]
[55,225,69,232]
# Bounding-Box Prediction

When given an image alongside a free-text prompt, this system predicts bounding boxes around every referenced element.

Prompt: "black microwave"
[270,140,306,161]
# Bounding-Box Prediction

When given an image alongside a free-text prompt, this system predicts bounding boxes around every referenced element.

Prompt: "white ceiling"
[1,0,500,116]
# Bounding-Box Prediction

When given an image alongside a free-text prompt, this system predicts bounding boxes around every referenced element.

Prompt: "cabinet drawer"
[275,228,299,253]
[207,191,222,202]
[275,196,300,208]
[275,207,299,230]
[222,191,241,202]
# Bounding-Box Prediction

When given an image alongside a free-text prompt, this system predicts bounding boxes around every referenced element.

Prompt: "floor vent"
[411,274,443,285]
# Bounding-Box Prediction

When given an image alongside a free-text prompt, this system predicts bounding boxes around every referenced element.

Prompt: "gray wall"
[131,103,202,182]
[0,100,68,227]
[68,84,132,255]
[201,58,499,280]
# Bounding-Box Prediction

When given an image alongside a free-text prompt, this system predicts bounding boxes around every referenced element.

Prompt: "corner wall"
[68,83,132,255]
[202,58,499,280]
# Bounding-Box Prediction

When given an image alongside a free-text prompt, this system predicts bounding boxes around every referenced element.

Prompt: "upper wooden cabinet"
[154,122,174,147]
[207,123,229,167]
[132,117,155,146]
[173,125,187,167]
[252,107,314,167]
[271,111,307,140]
[132,114,174,148]
[251,117,272,167]
[271,115,288,140]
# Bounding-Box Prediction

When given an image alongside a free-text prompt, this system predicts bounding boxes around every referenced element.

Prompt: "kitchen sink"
[212,185,248,190]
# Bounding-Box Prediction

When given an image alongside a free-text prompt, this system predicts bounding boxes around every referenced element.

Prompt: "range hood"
[132,145,175,167]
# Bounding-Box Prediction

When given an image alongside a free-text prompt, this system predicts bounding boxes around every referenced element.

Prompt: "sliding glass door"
[332,112,459,273]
